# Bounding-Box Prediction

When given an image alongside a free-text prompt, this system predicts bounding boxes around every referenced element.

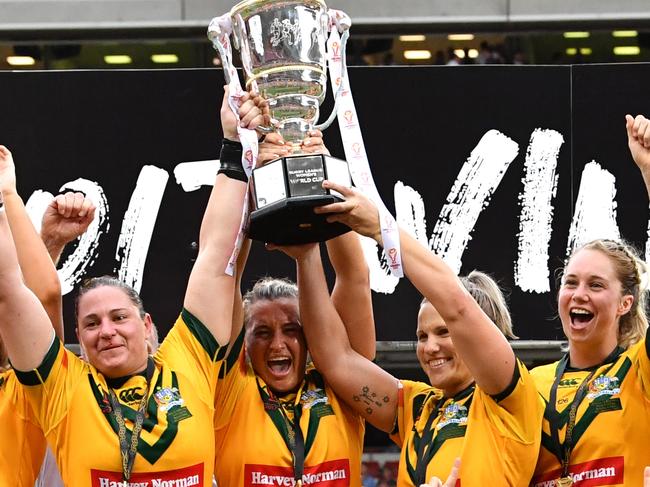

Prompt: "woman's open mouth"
[569,308,594,329]
[267,357,292,376]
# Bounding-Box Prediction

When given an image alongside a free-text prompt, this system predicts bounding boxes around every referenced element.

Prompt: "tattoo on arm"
[352,385,390,415]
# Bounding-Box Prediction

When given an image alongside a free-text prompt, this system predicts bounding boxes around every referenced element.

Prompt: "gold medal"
[556,477,573,487]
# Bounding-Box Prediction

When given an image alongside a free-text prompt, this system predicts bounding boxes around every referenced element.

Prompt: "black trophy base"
[247,194,350,245]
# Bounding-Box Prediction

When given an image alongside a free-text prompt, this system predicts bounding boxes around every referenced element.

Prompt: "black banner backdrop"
[0,64,648,344]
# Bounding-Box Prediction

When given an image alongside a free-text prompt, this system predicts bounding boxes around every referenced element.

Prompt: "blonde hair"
[570,239,648,348]
[422,270,516,339]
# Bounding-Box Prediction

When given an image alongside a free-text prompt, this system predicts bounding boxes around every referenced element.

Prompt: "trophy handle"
[208,16,237,85]
[314,28,350,131]
[256,124,274,134]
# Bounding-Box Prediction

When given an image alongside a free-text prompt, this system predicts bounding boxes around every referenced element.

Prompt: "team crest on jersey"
[154,387,184,411]
[587,375,620,400]
[436,401,468,430]
[301,388,334,418]
[301,388,328,409]
[154,387,192,422]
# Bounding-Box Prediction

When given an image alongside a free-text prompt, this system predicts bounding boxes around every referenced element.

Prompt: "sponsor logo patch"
[119,387,145,405]
[531,456,624,487]
[245,459,349,487]
[558,378,580,388]
[90,462,203,487]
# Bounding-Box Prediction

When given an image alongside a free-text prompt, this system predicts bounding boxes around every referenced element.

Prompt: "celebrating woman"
[0,92,264,485]
[529,115,650,487]
[278,185,544,484]
[212,134,375,487]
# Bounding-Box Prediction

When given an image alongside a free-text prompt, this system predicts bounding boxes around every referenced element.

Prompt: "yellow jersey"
[0,368,46,486]
[390,360,542,486]
[214,336,365,487]
[531,339,650,487]
[16,309,226,487]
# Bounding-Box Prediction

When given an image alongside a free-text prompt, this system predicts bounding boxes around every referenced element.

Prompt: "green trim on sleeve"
[14,337,61,386]
[180,308,227,362]
[490,358,522,403]
[220,326,245,378]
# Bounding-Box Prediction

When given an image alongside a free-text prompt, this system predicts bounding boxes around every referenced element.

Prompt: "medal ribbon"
[545,348,622,482]
[208,14,259,277]
[257,378,306,486]
[106,358,155,483]
[325,10,403,278]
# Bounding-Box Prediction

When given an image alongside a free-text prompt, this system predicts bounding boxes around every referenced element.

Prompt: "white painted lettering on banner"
[515,129,564,293]
[115,165,169,292]
[566,161,621,255]
[431,130,520,274]
[25,129,650,301]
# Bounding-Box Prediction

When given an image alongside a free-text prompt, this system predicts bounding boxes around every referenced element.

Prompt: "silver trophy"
[209,0,353,244]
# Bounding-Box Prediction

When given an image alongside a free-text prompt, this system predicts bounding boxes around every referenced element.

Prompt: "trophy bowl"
[210,0,353,244]
[230,0,329,143]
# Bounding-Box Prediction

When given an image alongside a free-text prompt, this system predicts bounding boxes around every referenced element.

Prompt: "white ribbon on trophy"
[208,14,259,276]
[326,10,403,278]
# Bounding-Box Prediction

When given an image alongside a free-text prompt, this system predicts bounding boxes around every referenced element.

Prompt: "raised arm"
[229,237,251,345]
[184,89,264,346]
[281,243,398,432]
[41,191,96,266]
[316,182,515,396]
[0,193,56,371]
[626,114,650,198]
[0,146,63,339]
[325,232,375,360]
[284,131,376,359]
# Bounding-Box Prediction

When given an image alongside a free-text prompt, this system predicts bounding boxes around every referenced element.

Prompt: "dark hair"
[74,276,146,324]
[243,277,298,329]
[567,239,648,348]
[421,270,516,339]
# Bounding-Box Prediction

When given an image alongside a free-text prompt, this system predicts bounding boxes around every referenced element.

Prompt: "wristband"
[218,139,248,182]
